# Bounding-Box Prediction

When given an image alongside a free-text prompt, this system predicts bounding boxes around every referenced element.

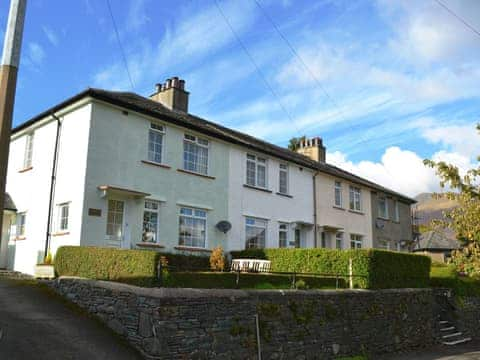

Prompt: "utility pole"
[0,0,27,232]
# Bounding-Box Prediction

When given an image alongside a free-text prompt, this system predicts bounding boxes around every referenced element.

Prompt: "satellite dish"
[375,219,385,229]
[216,221,232,233]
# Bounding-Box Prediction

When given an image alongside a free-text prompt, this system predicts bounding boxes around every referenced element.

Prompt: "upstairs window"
[279,164,289,194]
[245,217,267,249]
[246,154,267,188]
[57,203,70,231]
[378,196,388,219]
[183,134,209,175]
[179,207,207,248]
[393,200,400,222]
[278,223,288,248]
[17,212,26,237]
[334,181,342,207]
[148,123,164,164]
[23,133,34,169]
[350,234,363,249]
[349,186,362,212]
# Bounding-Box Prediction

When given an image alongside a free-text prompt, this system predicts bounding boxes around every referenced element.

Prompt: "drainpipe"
[313,171,319,248]
[44,113,62,258]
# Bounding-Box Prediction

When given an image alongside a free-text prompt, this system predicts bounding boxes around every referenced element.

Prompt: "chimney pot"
[166,79,172,88]
[179,79,185,90]
[155,83,162,93]
[172,77,179,88]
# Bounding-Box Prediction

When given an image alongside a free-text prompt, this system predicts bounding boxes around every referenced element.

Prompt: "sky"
[0,0,479,197]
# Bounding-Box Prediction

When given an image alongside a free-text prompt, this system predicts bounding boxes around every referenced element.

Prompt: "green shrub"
[161,252,210,271]
[55,246,160,287]
[230,248,431,289]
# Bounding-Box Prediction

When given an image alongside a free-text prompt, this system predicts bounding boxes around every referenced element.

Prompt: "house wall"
[315,173,373,249]
[371,192,413,250]
[80,102,229,253]
[5,103,92,274]
[227,147,314,251]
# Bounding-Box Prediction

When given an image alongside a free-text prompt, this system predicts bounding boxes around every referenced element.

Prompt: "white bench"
[231,259,271,273]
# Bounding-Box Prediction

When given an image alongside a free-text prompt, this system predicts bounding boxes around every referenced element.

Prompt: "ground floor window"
[57,203,69,231]
[378,238,390,250]
[350,234,363,249]
[336,232,343,249]
[278,223,288,248]
[245,217,267,249]
[179,207,207,248]
[143,200,160,243]
[294,228,301,248]
[106,200,124,239]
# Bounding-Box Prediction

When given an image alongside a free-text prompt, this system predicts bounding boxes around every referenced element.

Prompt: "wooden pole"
[0,0,27,234]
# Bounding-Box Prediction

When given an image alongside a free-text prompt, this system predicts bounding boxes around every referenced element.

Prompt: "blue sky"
[1,0,479,196]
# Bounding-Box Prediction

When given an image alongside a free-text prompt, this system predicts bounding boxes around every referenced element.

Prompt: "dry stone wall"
[50,277,438,359]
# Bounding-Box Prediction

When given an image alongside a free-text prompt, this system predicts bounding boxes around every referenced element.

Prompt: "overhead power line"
[106,0,135,90]
[434,0,480,38]
[213,0,301,136]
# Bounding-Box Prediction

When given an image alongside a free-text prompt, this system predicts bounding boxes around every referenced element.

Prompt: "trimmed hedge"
[230,248,431,289]
[162,253,210,271]
[55,246,161,287]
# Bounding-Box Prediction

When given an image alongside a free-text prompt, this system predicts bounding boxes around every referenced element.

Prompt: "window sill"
[136,243,165,248]
[15,236,26,241]
[18,166,33,173]
[177,168,215,180]
[52,231,70,237]
[243,184,272,193]
[174,246,212,253]
[377,217,390,221]
[333,206,345,211]
[141,160,171,169]
[348,209,364,215]
[276,192,293,198]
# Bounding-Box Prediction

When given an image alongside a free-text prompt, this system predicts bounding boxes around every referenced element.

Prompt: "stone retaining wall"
[50,277,438,359]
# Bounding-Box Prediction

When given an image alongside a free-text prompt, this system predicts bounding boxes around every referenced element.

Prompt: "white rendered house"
[1,78,415,275]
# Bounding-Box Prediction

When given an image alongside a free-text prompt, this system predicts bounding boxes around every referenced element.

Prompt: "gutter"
[44,113,62,258]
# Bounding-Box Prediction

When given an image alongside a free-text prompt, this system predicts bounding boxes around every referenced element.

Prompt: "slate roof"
[12,88,416,204]
[3,193,16,212]
[415,230,460,251]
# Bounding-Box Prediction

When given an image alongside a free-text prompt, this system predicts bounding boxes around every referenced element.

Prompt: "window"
[23,133,34,168]
[294,228,301,248]
[246,154,267,188]
[334,181,342,207]
[106,200,124,239]
[378,238,390,250]
[183,134,209,175]
[279,223,288,248]
[378,196,388,219]
[321,232,327,248]
[179,207,207,248]
[393,200,400,222]
[143,200,160,243]
[245,217,267,249]
[17,212,26,237]
[148,123,164,164]
[349,186,362,211]
[350,234,363,249]
[279,164,288,194]
[336,232,343,249]
[57,203,69,231]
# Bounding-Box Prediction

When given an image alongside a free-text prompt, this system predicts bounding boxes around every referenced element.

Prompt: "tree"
[424,124,480,275]
[288,135,306,151]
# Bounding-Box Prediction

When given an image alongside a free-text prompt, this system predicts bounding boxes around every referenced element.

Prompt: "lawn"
[429,262,480,297]
[163,271,346,290]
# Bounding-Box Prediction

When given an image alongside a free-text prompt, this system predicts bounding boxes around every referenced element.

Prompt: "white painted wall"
[228,147,315,251]
[5,102,92,274]
[315,173,373,249]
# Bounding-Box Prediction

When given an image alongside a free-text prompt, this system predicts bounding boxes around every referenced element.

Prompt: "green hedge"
[55,246,161,287]
[161,253,210,271]
[230,248,431,289]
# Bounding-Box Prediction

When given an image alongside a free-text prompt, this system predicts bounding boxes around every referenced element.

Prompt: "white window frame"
[334,181,342,207]
[349,186,362,212]
[106,199,125,240]
[183,134,209,175]
[246,154,268,189]
[56,202,70,232]
[179,206,207,248]
[278,222,288,248]
[147,122,165,164]
[350,234,363,249]
[393,200,400,222]
[143,200,160,243]
[278,164,289,194]
[378,196,389,219]
[378,238,391,250]
[23,133,34,169]
[17,212,27,237]
[335,232,343,249]
[245,217,267,249]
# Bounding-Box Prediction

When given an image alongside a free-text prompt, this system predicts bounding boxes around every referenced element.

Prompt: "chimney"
[150,77,189,113]
[295,137,326,162]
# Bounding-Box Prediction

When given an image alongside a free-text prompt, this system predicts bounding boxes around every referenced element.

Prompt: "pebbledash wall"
[51,278,440,359]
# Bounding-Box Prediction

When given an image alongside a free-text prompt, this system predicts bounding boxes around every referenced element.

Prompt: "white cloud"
[42,26,58,46]
[27,42,45,65]
[126,0,150,32]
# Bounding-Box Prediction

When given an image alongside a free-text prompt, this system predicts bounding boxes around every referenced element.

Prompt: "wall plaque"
[88,208,102,217]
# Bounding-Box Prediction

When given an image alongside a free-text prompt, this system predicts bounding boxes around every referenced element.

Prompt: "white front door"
[105,199,125,248]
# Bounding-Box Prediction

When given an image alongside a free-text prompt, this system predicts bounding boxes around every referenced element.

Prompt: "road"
[0,277,142,360]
